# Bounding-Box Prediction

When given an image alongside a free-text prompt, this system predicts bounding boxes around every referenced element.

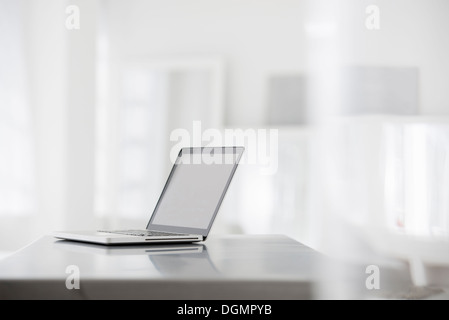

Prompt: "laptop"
[53,146,244,245]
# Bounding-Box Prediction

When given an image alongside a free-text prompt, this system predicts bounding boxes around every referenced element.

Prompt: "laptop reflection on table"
[54,239,220,277]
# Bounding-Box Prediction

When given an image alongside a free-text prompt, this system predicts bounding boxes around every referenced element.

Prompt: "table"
[0,234,321,300]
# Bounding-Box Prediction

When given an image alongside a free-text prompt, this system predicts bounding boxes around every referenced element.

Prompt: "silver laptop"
[53,146,244,245]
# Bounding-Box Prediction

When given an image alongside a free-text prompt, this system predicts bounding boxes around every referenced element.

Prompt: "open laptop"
[53,146,244,245]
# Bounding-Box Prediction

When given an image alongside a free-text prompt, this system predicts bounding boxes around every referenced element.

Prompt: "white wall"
[337,0,449,114]
[104,0,449,121]
[104,0,308,126]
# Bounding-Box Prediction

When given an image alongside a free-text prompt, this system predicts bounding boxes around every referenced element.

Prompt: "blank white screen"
[151,155,235,229]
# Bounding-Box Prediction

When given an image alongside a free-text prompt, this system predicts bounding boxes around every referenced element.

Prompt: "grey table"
[0,234,321,300]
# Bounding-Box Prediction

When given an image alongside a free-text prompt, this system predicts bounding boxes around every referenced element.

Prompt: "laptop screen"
[147,147,244,237]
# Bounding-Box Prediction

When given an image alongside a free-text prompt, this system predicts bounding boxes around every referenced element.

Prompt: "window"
[94,58,224,225]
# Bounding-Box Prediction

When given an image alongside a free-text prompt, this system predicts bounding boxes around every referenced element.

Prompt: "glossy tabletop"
[0,234,321,299]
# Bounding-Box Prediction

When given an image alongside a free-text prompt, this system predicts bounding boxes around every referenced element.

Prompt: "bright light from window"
[0,1,36,216]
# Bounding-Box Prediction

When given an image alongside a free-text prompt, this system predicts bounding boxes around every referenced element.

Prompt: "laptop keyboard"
[98,230,187,237]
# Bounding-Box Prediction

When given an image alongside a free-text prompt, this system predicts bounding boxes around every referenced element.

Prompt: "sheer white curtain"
[0,0,37,253]
[0,0,91,252]
[0,1,35,215]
